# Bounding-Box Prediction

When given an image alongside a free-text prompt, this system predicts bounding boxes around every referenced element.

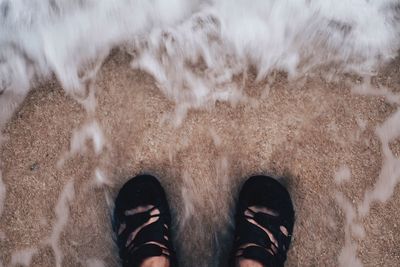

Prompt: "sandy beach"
[0,50,399,266]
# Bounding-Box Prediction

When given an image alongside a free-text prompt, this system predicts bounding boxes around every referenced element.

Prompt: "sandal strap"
[233,208,291,266]
[251,211,291,250]
[117,210,158,247]
[124,219,169,255]
[117,208,176,266]
[236,217,273,248]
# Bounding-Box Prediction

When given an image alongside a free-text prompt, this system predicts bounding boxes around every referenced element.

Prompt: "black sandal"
[113,174,178,267]
[230,176,295,267]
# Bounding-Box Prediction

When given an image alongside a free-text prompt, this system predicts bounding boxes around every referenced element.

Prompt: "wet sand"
[0,51,399,266]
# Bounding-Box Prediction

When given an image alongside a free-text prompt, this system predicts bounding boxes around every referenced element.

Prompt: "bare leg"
[237,259,264,267]
[140,256,170,267]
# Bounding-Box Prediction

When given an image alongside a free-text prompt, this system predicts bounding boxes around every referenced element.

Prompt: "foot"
[113,175,177,267]
[230,176,295,267]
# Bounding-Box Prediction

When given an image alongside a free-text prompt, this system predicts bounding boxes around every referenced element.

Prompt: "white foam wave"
[0,0,399,124]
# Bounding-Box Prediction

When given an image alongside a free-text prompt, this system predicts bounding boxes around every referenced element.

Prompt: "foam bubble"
[0,170,5,239]
[58,120,105,167]
[0,170,5,218]
[352,78,400,105]
[179,172,196,225]
[0,170,5,243]
[335,191,364,267]
[94,168,111,187]
[47,180,75,267]
[334,165,351,185]
[71,121,105,155]
[86,258,105,267]
[10,248,37,267]
[209,128,222,147]
[359,108,400,216]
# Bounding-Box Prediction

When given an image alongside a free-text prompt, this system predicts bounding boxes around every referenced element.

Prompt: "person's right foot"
[113,174,177,267]
[230,176,295,267]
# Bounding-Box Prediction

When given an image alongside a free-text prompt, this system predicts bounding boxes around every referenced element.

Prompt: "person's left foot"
[113,174,177,267]
[230,175,295,267]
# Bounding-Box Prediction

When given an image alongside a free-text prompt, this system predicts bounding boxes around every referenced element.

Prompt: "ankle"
[140,256,170,267]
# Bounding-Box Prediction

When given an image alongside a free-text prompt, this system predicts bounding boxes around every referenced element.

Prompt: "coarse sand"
[0,51,399,266]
